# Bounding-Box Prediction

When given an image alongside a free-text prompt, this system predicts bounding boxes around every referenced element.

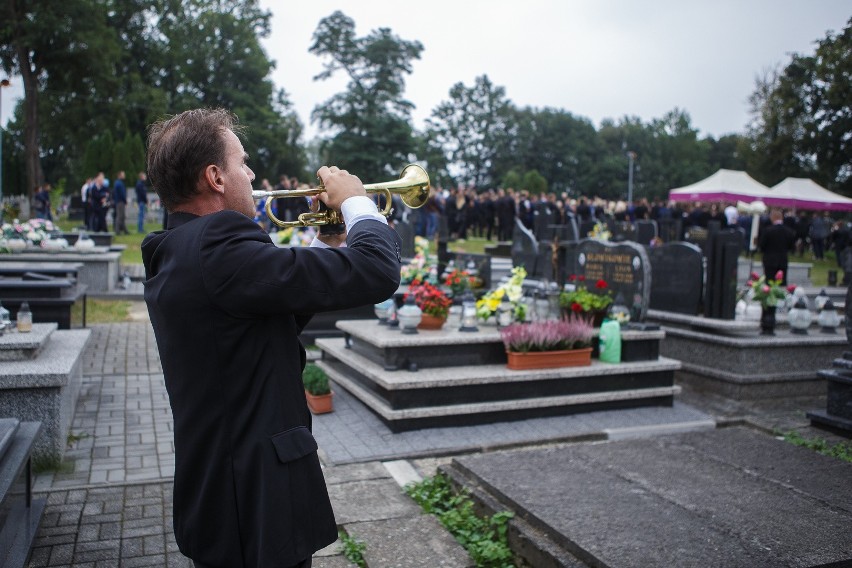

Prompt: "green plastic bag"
[598,319,621,364]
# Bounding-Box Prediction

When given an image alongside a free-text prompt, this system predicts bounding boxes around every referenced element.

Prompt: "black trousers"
[194,560,310,568]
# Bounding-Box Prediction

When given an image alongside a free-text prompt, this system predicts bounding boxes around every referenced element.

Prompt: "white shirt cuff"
[341,195,387,233]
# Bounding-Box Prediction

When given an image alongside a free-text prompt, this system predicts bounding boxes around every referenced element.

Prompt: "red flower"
[786,285,797,293]
[571,302,582,313]
[750,272,760,280]
[568,274,577,282]
[761,285,770,293]
[774,270,784,281]
[578,275,586,282]
[746,280,754,287]
[595,279,607,289]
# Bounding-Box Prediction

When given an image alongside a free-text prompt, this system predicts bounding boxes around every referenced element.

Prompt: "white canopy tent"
[668,169,773,203]
[764,178,852,212]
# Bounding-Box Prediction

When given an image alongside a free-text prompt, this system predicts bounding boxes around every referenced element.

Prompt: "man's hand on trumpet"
[312,166,366,247]
[316,165,366,211]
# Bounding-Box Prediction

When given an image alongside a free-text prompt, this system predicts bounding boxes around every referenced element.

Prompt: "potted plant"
[405,280,452,329]
[302,364,333,414]
[500,316,595,370]
[559,275,614,327]
[740,271,794,335]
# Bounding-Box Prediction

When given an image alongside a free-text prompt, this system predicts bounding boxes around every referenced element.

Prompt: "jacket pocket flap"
[270,427,318,463]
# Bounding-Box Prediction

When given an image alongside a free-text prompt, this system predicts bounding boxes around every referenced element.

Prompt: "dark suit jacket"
[759,223,796,282]
[142,210,401,567]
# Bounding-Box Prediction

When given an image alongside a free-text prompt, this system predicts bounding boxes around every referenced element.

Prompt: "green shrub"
[405,473,516,567]
[338,530,366,567]
[302,364,330,395]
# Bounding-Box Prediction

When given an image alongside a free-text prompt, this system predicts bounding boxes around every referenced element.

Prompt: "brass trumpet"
[251,164,430,228]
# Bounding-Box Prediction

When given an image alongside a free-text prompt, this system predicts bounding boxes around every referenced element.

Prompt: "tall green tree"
[309,11,423,181]
[0,0,121,196]
[424,75,515,189]
[499,107,600,195]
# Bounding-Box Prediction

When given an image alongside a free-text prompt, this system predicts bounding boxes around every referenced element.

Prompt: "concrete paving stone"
[314,540,344,557]
[312,556,358,568]
[346,515,474,568]
[27,546,51,567]
[121,536,145,558]
[47,543,74,565]
[322,462,390,485]
[326,479,421,524]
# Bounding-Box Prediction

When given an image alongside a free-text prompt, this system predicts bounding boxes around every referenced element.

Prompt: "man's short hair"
[146,108,243,211]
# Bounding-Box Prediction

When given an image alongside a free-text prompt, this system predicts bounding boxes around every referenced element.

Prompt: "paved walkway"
[26,317,843,567]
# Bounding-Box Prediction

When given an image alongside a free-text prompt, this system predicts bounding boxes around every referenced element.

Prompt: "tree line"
[1,4,849,203]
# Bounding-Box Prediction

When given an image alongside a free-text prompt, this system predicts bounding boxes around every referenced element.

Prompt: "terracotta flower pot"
[506,347,593,370]
[418,313,446,330]
[305,390,333,414]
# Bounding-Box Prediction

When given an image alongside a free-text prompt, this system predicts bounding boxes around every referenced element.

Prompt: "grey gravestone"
[511,218,540,277]
[395,220,415,259]
[705,230,742,320]
[649,242,704,315]
[636,220,658,245]
[570,239,651,321]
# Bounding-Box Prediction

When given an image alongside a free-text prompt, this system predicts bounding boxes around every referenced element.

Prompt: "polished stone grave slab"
[0,250,120,293]
[0,329,90,461]
[0,324,56,361]
[317,320,680,432]
[662,325,844,399]
[443,427,852,568]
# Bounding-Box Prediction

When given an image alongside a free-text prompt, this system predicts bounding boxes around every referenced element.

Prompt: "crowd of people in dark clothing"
[395,186,851,263]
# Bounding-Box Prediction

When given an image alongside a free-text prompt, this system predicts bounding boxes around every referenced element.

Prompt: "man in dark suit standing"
[759,209,796,285]
[142,108,401,568]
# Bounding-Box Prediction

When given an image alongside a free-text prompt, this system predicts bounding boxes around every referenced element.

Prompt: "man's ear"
[202,164,225,195]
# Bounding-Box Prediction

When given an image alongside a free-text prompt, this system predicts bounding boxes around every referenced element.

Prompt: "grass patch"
[74,299,134,324]
[405,473,516,568]
[780,430,852,463]
[338,530,366,567]
[32,455,75,475]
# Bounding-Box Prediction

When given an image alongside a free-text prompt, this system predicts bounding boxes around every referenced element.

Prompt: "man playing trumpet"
[142,108,402,568]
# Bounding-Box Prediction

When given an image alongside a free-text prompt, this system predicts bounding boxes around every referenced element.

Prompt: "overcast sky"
[0,1,849,141]
[258,0,850,141]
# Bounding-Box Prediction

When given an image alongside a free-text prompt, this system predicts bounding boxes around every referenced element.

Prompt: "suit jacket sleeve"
[199,211,401,317]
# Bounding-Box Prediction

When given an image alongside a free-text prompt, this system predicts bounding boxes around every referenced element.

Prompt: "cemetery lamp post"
[626,151,637,204]
[0,78,10,202]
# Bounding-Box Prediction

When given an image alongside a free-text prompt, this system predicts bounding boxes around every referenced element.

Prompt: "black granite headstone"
[840,248,852,286]
[657,218,683,243]
[611,222,637,243]
[704,229,742,320]
[570,239,651,321]
[578,220,597,240]
[636,220,658,245]
[395,220,415,259]
[648,242,704,315]
[533,205,557,241]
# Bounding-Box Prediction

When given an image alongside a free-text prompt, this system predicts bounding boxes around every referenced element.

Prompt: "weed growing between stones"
[338,530,366,567]
[780,430,852,463]
[405,473,516,568]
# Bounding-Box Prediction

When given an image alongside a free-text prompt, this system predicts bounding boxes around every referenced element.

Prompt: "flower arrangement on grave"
[0,218,63,252]
[740,271,794,309]
[500,317,594,353]
[559,275,614,316]
[443,267,480,298]
[587,222,611,241]
[476,266,527,322]
[400,236,438,284]
[405,280,452,319]
[277,227,295,244]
